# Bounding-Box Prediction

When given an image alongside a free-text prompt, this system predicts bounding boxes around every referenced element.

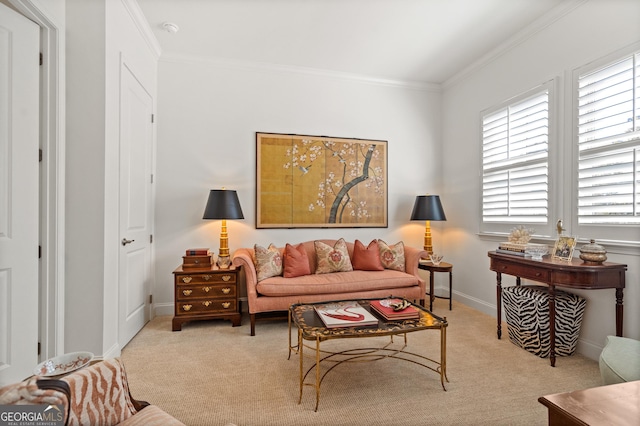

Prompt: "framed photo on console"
[552,236,577,261]
[256,132,388,229]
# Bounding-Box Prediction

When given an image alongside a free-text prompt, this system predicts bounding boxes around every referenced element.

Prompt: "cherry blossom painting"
[256,132,387,228]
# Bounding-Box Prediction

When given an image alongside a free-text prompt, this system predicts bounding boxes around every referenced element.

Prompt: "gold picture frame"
[256,132,388,229]
[552,236,577,261]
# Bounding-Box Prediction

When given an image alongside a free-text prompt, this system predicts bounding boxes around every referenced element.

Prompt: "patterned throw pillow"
[378,240,405,271]
[352,239,384,271]
[254,244,283,281]
[314,238,353,274]
[283,243,311,278]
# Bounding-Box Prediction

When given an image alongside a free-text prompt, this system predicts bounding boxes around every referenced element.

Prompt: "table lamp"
[410,195,447,254]
[203,189,244,269]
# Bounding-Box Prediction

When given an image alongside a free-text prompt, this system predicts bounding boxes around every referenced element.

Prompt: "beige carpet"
[121,299,602,426]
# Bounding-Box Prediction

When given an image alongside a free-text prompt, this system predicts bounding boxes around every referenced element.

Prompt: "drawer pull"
[222,287,231,294]
[182,276,192,284]
[182,304,192,311]
[202,286,211,293]
[535,272,542,277]
[222,275,231,282]
[203,301,212,307]
[203,275,212,281]
[182,289,192,296]
[222,302,231,309]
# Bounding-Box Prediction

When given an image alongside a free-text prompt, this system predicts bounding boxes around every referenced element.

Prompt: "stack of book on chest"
[369,299,420,320]
[182,248,212,269]
[496,242,547,257]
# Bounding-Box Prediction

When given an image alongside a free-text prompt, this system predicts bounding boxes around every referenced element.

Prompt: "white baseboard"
[154,302,174,317]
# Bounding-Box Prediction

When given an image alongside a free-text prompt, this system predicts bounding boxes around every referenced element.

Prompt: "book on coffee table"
[369,299,420,320]
[314,301,379,328]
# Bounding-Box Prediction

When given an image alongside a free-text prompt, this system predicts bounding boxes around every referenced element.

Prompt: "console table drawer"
[176,283,237,300]
[176,273,236,285]
[176,299,237,315]
[495,263,550,282]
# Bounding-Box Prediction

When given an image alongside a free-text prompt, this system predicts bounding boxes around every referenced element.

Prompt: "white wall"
[153,58,442,314]
[65,0,157,356]
[442,0,640,360]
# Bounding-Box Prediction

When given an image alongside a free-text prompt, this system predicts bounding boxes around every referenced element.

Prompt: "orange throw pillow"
[283,243,311,278]
[352,239,384,271]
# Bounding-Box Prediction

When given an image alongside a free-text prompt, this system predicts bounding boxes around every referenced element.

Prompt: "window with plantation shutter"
[481,83,553,234]
[576,52,640,227]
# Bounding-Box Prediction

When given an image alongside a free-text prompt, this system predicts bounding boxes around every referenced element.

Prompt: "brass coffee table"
[288,298,448,411]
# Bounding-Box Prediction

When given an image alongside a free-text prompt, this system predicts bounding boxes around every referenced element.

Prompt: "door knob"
[121,238,135,246]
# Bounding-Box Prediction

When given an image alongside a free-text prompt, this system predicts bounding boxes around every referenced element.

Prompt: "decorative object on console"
[428,253,443,266]
[524,245,548,261]
[255,132,388,229]
[552,235,577,261]
[507,225,535,244]
[203,189,244,269]
[410,195,447,254]
[182,248,213,269]
[579,239,607,264]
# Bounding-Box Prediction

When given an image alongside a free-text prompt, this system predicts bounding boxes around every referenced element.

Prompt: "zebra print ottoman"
[503,285,586,358]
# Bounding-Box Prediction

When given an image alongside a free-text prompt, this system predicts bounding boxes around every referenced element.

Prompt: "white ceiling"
[136,0,571,85]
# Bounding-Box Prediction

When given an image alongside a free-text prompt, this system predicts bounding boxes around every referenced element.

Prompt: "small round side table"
[418,261,453,311]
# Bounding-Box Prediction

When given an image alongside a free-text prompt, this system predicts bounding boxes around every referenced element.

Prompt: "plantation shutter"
[482,89,549,224]
[577,53,640,225]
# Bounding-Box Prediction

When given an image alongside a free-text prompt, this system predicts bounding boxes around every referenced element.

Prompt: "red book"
[370,299,420,320]
[185,248,210,256]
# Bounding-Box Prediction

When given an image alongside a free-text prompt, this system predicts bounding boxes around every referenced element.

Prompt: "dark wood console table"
[488,251,627,367]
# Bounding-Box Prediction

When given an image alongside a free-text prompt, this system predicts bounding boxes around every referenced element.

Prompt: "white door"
[118,62,153,348]
[0,4,40,385]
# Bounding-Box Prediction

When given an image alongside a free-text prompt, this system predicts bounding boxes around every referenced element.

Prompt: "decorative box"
[182,255,213,269]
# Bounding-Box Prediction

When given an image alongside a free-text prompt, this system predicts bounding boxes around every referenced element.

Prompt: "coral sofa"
[0,358,185,425]
[232,239,427,335]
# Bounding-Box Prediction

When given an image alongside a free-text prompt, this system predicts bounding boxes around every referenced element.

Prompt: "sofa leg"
[250,314,256,336]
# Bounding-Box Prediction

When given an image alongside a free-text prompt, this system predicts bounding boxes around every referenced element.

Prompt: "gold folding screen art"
[256,132,388,228]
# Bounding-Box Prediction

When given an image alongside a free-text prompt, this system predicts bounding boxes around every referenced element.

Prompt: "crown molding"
[120,0,161,60]
[442,0,588,90]
[160,52,441,92]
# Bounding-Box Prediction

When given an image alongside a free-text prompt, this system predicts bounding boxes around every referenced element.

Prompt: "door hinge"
[151,114,155,123]
[149,294,153,304]
[39,149,43,162]
[37,341,41,355]
[39,245,42,259]
[39,52,43,66]
[150,234,153,244]
[150,174,154,184]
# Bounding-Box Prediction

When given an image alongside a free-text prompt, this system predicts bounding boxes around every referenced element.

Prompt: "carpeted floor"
[121,299,602,426]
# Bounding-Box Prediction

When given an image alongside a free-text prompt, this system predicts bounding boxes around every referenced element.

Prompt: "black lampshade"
[410,195,447,221]
[202,189,244,220]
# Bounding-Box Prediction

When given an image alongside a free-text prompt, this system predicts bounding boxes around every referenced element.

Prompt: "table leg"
[315,337,321,412]
[448,270,453,310]
[549,285,556,367]
[298,329,303,404]
[615,288,624,337]
[429,270,435,311]
[496,272,502,339]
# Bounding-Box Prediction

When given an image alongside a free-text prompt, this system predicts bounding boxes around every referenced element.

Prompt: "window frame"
[479,79,559,239]
[570,45,640,247]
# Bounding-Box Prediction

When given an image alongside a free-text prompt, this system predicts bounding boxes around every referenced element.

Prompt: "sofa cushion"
[352,239,384,271]
[378,240,405,271]
[256,269,418,296]
[314,238,353,274]
[283,243,311,278]
[254,244,283,281]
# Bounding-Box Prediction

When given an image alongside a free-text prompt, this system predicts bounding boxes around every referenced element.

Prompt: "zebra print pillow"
[503,285,586,358]
[62,358,138,426]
